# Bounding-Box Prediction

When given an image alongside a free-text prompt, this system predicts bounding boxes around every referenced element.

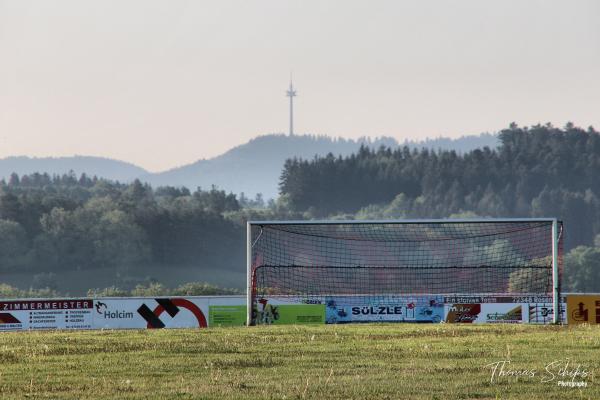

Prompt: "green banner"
[257,304,325,325]
[209,305,246,327]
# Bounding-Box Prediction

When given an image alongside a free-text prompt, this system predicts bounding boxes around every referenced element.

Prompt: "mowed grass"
[0,324,599,399]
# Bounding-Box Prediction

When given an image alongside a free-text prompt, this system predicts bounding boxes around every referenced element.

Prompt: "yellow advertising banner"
[567,295,600,325]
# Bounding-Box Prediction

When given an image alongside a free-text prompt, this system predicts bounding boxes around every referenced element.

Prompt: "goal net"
[247,219,562,324]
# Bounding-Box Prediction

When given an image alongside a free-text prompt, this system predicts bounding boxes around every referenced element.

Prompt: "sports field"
[0,324,597,399]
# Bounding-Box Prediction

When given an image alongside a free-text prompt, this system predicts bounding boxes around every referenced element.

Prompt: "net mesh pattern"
[250,221,563,303]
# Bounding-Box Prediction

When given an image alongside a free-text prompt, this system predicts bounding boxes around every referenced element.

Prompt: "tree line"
[0,173,246,292]
[280,123,600,248]
[0,281,241,299]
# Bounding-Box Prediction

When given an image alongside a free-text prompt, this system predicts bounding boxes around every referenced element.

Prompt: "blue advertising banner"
[323,296,444,324]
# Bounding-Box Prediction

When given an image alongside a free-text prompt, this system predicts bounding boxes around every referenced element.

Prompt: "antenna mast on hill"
[286,74,297,136]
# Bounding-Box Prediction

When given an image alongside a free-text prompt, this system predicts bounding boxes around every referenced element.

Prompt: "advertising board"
[567,294,600,325]
[0,293,583,331]
[254,298,325,325]
[443,296,566,324]
[0,296,247,331]
[93,297,209,329]
[323,296,444,324]
[209,305,246,327]
[0,299,93,331]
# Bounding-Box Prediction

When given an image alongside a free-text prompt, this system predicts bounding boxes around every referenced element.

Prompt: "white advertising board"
[443,296,566,324]
[93,298,210,329]
[0,299,93,331]
[0,294,572,331]
[0,296,246,331]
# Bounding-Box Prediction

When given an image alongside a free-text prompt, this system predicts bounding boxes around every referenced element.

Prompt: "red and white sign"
[93,297,210,329]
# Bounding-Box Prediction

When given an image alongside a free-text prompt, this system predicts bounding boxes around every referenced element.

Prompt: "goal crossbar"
[247,218,558,225]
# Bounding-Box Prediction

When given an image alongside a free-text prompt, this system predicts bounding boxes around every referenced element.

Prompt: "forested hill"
[140,135,394,199]
[0,156,148,182]
[0,134,498,200]
[399,133,499,153]
[140,133,499,199]
[280,124,600,249]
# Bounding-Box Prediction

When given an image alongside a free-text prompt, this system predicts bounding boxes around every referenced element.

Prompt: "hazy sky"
[1,1,599,172]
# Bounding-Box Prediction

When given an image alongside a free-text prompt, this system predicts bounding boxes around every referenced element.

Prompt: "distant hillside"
[140,135,398,198]
[401,133,499,153]
[0,156,148,182]
[0,133,499,198]
[141,133,499,199]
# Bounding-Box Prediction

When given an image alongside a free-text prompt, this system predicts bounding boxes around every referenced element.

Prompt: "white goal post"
[247,218,563,325]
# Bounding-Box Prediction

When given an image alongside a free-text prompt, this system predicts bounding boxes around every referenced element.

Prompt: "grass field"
[0,324,598,399]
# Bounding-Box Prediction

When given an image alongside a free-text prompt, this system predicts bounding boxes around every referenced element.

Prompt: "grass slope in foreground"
[0,324,598,399]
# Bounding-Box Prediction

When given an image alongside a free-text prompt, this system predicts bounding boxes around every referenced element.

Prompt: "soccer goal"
[247,219,563,325]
